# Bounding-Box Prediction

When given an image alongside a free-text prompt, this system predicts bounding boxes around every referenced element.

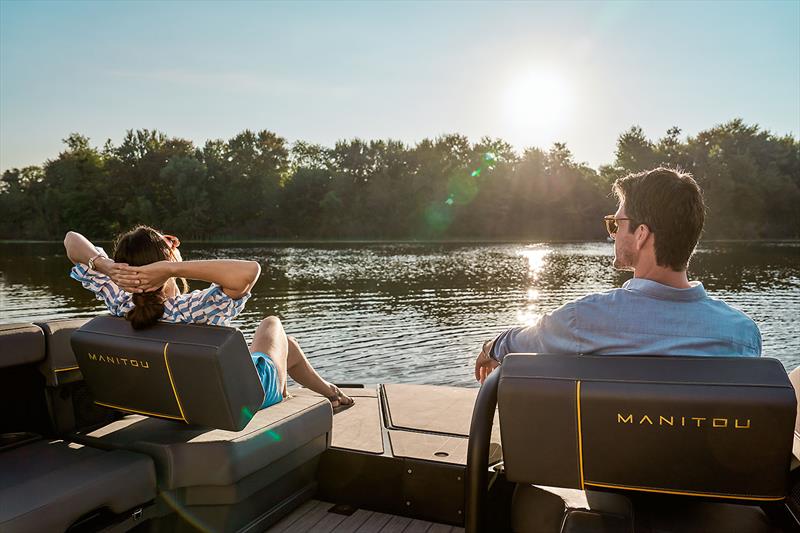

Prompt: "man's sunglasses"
[603,216,634,239]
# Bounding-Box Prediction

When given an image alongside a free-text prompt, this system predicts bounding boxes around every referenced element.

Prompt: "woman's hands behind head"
[114,261,173,293]
[93,257,143,292]
[109,259,258,299]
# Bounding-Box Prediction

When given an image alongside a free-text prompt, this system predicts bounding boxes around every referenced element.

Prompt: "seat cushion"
[72,394,332,489]
[0,439,156,533]
[0,323,44,368]
[561,510,633,533]
[512,484,633,533]
[631,494,778,533]
[512,483,777,533]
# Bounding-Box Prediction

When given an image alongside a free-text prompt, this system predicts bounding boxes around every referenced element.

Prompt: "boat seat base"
[511,483,778,533]
[0,439,156,533]
[71,394,331,489]
[630,493,778,533]
[154,461,319,533]
[69,393,332,532]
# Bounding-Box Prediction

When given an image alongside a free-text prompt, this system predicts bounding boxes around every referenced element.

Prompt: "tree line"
[1,119,797,241]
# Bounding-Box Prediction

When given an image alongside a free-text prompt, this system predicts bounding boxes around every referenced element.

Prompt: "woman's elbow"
[247,261,261,285]
[237,261,261,292]
[64,231,78,261]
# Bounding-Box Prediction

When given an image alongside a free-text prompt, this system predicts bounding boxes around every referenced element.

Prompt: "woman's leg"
[286,335,353,406]
[249,316,352,406]
[250,316,289,396]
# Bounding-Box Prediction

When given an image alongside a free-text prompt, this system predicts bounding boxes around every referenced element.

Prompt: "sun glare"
[504,69,572,135]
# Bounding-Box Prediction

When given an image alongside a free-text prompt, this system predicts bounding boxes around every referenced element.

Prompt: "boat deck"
[271,384,502,530]
[292,384,501,463]
[268,499,464,533]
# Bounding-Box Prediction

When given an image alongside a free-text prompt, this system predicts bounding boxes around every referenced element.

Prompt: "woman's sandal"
[327,385,355,412]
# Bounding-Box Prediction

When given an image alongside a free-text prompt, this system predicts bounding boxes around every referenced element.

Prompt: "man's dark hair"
[613,167,705,271]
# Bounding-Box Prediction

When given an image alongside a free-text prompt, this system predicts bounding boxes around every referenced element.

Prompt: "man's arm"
[474,339,499,384]
[474,302,578,384]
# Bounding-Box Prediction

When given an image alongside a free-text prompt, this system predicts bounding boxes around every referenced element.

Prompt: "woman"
[64,226,353,410]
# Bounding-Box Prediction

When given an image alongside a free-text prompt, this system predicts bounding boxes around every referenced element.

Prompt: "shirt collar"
[622,278,706,302]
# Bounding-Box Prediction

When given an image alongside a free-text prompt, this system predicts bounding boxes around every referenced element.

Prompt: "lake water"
[1,241,798,385]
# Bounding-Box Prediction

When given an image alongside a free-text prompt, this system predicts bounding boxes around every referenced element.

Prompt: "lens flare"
[423,152,499,234]
[159,490,215,533]
[424,203,454,234]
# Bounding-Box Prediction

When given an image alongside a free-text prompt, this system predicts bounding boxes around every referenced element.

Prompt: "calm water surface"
[1,241,798,385]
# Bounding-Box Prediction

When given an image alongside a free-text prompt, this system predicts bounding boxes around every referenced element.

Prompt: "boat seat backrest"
[498,354,796,502]
[35,318,90,386]
[0,323,49,434]
[0,323,45,368]
[70,316,265,431]
[31,318,120,434]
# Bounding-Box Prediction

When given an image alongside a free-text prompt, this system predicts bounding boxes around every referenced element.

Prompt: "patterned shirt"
[69,247,249,326]
[491,278,762,360]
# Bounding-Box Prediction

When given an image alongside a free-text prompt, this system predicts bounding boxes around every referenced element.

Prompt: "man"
[474,167,761,384]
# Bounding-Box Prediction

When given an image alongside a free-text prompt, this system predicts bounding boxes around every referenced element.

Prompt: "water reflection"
[517,245,550,278]
[1,241,798,384]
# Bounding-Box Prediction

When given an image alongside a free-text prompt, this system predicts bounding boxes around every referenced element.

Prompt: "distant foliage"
[1,120,797,240]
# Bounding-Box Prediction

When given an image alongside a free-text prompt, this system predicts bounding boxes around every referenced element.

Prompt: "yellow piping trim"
[54,365,80,373]
[163,342,187,423]
[576,380,585,490]
[584,481,785,501]
[94,401,185,421]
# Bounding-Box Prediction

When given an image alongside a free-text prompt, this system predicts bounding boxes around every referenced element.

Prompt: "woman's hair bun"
[128,291,166,330]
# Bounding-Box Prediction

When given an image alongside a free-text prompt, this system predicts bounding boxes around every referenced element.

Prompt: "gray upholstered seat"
[0,323,44,368]
[68,317,333,531]
[0,439,156,533]
[72,393,331,531]
[511,484,778,533]
[466,354,797,533]
[1,323,50,435]
[73,393,331,490]
[498,354,795,500]
[28,318,116,434]
[36,318,89,386]
[71,316,266,431]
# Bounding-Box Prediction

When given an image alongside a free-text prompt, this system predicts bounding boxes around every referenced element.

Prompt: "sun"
[504,69,572,136]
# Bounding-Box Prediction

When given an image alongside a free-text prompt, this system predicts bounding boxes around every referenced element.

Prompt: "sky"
[1,0,798,172]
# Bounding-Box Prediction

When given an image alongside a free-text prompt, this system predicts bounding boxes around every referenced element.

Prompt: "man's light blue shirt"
[491,278,762,360]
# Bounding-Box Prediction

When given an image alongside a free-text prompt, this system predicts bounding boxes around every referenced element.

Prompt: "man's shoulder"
[567,284,762,354]
[570,286,632,307]
[702,295,761,333]
[566,283,761,326]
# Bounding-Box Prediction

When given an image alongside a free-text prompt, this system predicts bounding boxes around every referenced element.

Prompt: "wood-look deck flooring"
[267,499,465,533]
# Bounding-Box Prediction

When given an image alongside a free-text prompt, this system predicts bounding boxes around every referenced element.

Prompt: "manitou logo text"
[616,413,750,429]
[87,353,150,369]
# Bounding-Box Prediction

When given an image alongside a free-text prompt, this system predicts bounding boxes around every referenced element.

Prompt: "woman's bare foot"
[327,384,354,410]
